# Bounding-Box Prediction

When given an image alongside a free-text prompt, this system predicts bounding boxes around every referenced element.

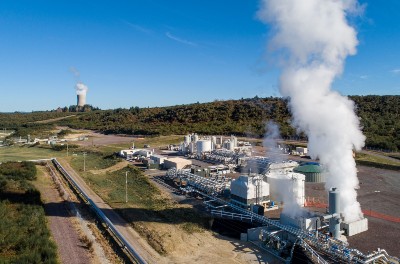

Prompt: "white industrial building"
[150,154,167,165]
[163,157,192,170]
[119,149,153,158]
[230,174,270,208]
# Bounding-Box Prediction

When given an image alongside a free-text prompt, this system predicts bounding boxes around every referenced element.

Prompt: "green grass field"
[356,152,400,170]
[0,145,66,162]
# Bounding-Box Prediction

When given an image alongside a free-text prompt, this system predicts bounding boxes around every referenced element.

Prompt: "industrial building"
[119,149,153,159]
[180,133,252,159]
[230,174,270,208]
[163,157,192,170]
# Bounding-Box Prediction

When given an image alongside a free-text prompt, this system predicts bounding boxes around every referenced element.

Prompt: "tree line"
[0,95,399,151]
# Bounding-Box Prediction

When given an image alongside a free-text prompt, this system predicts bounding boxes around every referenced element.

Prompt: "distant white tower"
[77,93,86,106]
[75,82,88,107]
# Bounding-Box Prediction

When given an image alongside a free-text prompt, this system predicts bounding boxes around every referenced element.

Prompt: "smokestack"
[329,188,341,239]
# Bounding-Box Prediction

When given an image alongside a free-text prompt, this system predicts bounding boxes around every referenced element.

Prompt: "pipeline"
[51,158,146,264]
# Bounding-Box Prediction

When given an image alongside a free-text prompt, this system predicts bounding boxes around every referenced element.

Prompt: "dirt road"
[35,166,91,264]
[57,159,164,264]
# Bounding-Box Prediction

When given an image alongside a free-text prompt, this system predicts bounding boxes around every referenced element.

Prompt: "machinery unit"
[230,174,270,208]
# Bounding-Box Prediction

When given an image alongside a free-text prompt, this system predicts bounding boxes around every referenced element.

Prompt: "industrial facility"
[162,163,394,263]
[118,133,397,263]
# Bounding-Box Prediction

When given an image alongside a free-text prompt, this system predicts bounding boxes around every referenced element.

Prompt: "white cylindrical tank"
[226,141,234,151]
[231,135,237,148]
[192,134,199,143]
[196,140,212,155]
[266,172,305,207]
[184,135,191,144]
[189,142,196,154]
[77,93,86,106]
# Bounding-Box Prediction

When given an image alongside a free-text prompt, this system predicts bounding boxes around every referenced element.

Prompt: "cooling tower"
[77,93,86,107]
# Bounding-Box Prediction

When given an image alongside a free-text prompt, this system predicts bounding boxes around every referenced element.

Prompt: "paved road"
[57,159,164,264]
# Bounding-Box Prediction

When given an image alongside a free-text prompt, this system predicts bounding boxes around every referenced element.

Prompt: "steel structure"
[167,168,399,264]
[52,158,146,264]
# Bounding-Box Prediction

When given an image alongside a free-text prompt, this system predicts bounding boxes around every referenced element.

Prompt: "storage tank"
[266,172,305,207]
[192,134,199,143]
[184,135,191,144]
[196,140,212,155]
[189,142,196,154]
[294,163,325,182]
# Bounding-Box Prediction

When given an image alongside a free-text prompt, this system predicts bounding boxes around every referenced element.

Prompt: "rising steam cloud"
[70,67,88,95]
[75,82,88,95]
[258,0,366,222]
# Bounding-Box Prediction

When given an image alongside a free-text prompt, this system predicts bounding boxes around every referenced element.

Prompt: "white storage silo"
[184,135,191,144]
[196,140,212,156]
[189,142,196,154]
[266,172,305,207]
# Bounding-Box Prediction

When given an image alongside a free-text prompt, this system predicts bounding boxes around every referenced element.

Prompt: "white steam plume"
[258,0,366,222]
[75,82,88,95]
[264,121,305,217]
[263,121,285,163]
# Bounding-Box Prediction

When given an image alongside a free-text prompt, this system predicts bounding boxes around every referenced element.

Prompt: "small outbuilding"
[163,157,192,170]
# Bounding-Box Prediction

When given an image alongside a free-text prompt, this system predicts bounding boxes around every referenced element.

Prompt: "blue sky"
[0,0,399,112]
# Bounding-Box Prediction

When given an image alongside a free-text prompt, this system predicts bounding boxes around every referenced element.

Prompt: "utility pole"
[125,171,128,203]
[67,142,69,157]
[83,152,87,171]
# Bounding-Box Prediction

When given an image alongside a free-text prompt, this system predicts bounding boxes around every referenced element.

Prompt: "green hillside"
[0,95,399,151]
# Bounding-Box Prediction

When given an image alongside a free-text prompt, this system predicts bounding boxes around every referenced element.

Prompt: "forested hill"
[0,95,399,151]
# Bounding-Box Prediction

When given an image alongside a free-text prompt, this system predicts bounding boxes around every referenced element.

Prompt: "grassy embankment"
[67,143,209,255]
[355,152,400,171]
[0,161,58,263]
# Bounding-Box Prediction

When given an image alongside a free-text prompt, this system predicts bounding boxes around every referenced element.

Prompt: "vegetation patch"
[355,153,400,171]
[69,151,121,171]
[0,161,58,263]
[75,164,209,255]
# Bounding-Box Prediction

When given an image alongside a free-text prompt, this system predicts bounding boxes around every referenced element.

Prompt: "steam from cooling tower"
[70,67,88,107]
[75,82,88,95]
[258,0,366,222]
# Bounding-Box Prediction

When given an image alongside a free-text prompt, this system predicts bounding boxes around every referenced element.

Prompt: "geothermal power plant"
[117,133,398,263]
